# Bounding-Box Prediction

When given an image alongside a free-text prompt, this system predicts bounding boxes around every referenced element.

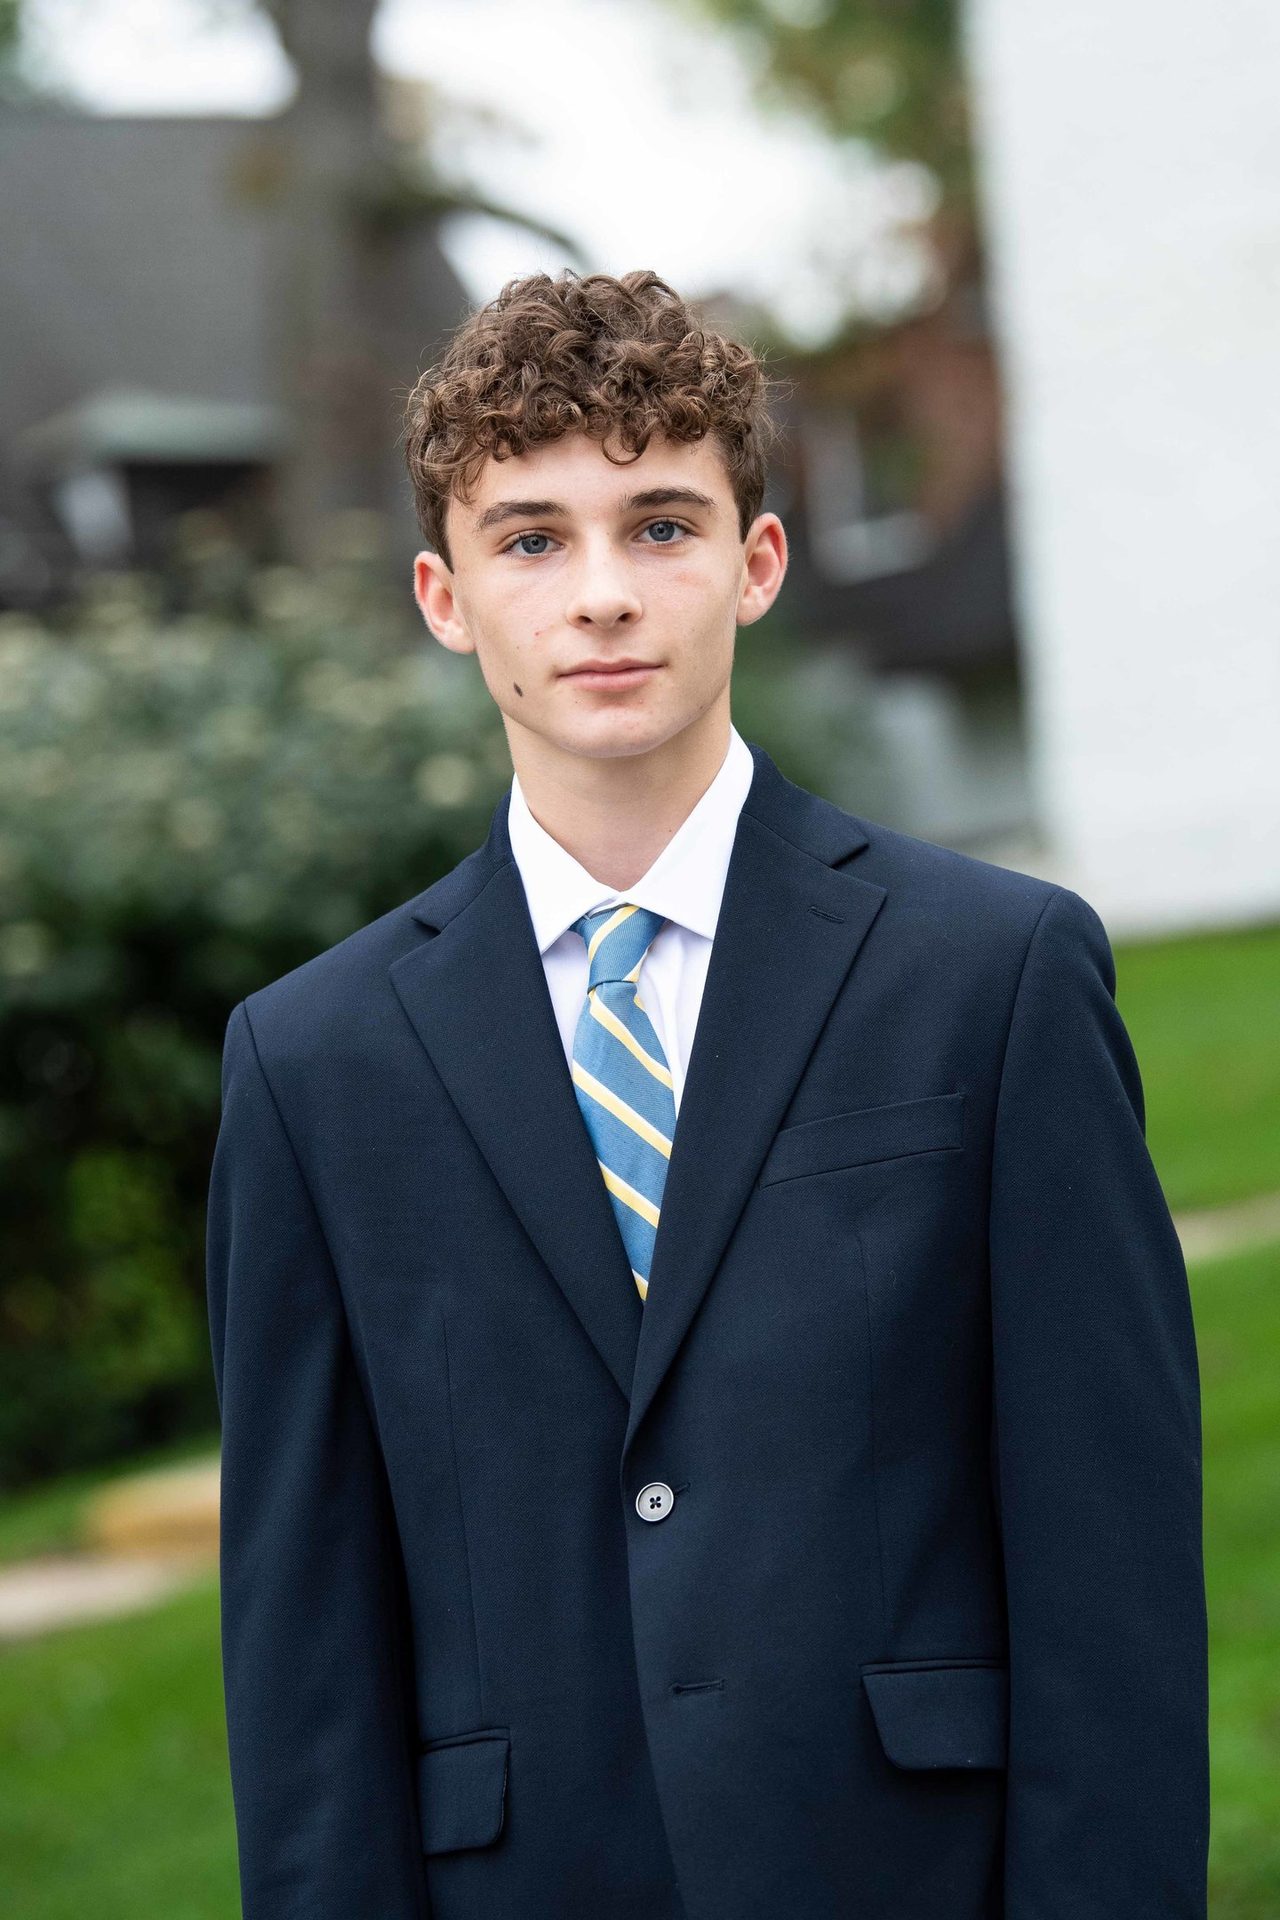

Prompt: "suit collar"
[505,722,755,952]
[391,739,884,1461]
[407,737,870,934]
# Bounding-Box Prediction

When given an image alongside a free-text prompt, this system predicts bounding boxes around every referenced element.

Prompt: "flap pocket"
[416,1727,510,1854]
[860,1659,1008,1770]
[758,1092,964,1188]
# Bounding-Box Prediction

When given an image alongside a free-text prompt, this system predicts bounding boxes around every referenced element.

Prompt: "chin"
[559,699,661,738]
[556,718,674,763]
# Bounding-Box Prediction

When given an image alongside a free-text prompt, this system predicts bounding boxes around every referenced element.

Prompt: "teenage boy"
[206,268,1208,1920]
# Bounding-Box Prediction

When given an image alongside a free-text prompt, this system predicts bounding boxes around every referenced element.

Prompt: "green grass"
[0,1242,1277,1915]
[1193,1237,1280,1916]
[0,1576,236,1919]
[1114,921,1280,1212]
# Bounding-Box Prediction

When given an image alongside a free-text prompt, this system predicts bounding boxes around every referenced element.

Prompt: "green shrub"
[0,533,506,1487]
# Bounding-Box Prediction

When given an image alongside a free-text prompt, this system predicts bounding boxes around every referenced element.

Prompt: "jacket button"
[635,1481,675,1522]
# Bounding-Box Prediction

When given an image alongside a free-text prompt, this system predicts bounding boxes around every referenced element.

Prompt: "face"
[413,430,786,774]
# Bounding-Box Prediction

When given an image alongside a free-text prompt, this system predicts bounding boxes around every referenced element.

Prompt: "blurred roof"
[0,106,467,461]
[0,111,285,451]
[15,388,285,470]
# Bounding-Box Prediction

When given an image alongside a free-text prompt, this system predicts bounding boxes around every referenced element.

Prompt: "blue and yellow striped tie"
[569,903,676,1302]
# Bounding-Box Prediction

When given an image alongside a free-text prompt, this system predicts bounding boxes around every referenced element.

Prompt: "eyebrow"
[473,486,719,535]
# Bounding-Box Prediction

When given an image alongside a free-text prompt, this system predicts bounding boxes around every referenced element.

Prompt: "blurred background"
[0,1,1276,1912]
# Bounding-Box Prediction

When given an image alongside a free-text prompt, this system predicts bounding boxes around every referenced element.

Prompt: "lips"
[559,660,661,690]
[562,660,655,675]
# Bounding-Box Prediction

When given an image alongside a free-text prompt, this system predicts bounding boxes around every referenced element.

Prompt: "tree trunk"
[267,0,397,565]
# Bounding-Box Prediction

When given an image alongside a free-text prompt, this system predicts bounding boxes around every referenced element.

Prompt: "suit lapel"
[388,741,887,1437]
[620,752,886,1457]
[389,835,643,1405]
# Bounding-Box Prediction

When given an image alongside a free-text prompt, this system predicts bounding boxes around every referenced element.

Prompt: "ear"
[736,513,788,627]
[414,551,475,656]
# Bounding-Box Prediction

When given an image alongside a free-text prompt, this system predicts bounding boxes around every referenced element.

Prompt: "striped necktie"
[569,902,676,1302]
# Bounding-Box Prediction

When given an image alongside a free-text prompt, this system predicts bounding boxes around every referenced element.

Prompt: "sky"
[20,0,939,346]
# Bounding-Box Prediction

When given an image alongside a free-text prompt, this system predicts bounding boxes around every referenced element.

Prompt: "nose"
[563,539,643,629]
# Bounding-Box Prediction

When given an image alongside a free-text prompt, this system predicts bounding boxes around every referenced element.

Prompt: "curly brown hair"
[401,268,781,569]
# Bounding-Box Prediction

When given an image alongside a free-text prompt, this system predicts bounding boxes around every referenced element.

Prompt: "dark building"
[0,108,470,603]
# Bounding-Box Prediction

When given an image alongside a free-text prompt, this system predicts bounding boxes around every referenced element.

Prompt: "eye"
[641,519,690,545]
[502,530,558,558]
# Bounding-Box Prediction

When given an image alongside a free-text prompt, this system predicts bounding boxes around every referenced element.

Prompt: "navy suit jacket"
[205,738,1209,1919]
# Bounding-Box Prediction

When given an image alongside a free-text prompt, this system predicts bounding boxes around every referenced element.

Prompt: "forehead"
[458,430,735,530]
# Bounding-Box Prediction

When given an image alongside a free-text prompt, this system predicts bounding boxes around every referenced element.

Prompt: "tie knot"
[571,902,667,989]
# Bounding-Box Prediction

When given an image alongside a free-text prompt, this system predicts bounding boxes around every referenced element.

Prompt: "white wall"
[962,0,1280,935]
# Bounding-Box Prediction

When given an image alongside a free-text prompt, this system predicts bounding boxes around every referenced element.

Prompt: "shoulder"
[226,837,492,1067]
[799,793,1121,1030]
[842,810,1108,962]
[755,747,1093,959]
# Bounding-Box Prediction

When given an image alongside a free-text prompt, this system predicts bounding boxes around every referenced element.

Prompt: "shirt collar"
[508,723,755,955]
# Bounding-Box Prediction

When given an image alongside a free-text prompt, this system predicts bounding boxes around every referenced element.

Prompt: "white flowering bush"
[0,567,507,992]
[0,544,508,1486]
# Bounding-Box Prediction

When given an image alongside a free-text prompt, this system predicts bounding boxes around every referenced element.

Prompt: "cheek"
[471,585,549,655]
[657,566,738,655]
[653,554,735,617]
[662,564,703,595]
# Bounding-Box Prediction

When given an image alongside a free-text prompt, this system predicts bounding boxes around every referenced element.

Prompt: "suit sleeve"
[206,1000,429,1919]
[988,887,1209,1918]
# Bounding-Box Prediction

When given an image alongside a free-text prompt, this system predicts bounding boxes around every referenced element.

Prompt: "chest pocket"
[757,1091,964,1189]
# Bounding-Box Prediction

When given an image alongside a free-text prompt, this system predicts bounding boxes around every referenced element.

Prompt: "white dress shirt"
[506,724,756,1114]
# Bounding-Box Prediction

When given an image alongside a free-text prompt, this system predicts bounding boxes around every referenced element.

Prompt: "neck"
[509,706,732,890]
